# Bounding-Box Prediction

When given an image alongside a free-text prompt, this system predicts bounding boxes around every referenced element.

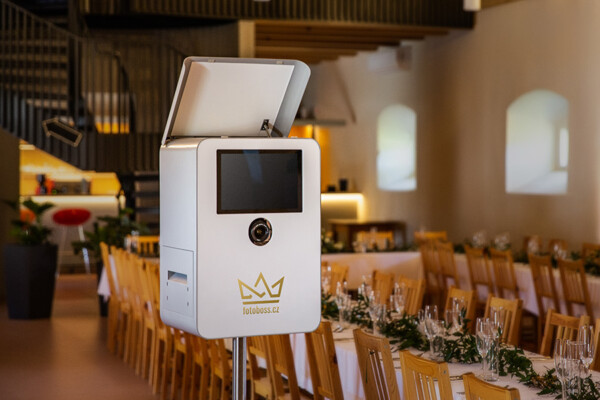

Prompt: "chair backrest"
[558,258,594,319]
[208,339,231,382]
[372,270,395,304]
[414,231,448,245]
[100,242,119,296]
[522,235,541,254]
[304,321,344,400]
[489,249,518,299]
[398,350,452,400]
[444,286,476,328]
[247,335,274,400]
[464,245,494,301]
[353,329,400,400]
[582,242,600,259]
[528,253,560,317]
[130,235,160,256]
[111,246,131,304]
[539,309,590,356]
[436,241,459,288]
[419,241,443,293]
[547,239,568,254]
[592,318,600,372]
[268,334,302,400]
[329,263,349,295]
[462,372,520,400]
[397,275,426,315]
[483,295,523,347]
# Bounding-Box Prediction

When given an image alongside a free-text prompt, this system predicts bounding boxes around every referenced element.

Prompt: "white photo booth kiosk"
[159,57,321,361]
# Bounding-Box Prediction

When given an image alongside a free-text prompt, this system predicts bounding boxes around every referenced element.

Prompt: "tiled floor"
[0,274,157,400]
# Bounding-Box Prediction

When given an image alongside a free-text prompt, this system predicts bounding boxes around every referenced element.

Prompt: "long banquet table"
[322,251,600,317]
[290,327,597,400]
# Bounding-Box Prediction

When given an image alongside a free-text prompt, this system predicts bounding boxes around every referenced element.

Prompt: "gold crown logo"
[238,273,284,305]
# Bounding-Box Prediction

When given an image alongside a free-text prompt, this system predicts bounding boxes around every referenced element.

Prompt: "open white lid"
[161,57,310,144]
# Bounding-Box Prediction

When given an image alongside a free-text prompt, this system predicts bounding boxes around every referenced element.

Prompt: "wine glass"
[579,325,595,375]
[334,282,349,331]
[367,290,381,332]
[451,297,465,330]
[476,318,492,379]
[555,339,568,400]
[423,305,440,358]
[489,306,506,342]
[565,340,581,397]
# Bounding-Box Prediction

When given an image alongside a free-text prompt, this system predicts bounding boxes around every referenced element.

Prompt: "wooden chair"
[539,309,590,356]
[436,241,460,290]
[398,350,452,400]
[268,334,310,400]
[130,234,160,256]
[100,242,120,354]
[582,242,600,259]
[483,295,523,347]
[462,372,520,400]
[170,330,193,400]
[528,253,560,343]
[247,335,274,400]
[353,329,400,400]
[111,247,134,360]
[138,258,157,381]
[326,263,349,295]
[591,318,600,372]
[146,260,174,397]
[208,339,232,400]
[489,249,519,299]
[558,258,594,319]
[189,334,211,400]
[419,241,444,308]
[464,245,494,307]
[444,286,476,330]
[414,231,448,245]
[547,239,568,255]
[396,275,426,315]
[522,235,542,254]
[372,270,395,305]
[304,321,344,400]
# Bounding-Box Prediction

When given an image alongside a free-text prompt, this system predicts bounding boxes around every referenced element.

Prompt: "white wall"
[307,0,600,249]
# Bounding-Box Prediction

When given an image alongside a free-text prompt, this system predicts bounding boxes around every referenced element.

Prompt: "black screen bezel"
[217,149,303,214]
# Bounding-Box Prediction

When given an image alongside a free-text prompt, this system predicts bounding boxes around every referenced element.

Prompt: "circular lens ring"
[249,218,272,246]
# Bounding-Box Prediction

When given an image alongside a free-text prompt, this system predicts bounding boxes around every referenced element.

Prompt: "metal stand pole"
[232,337,247,400]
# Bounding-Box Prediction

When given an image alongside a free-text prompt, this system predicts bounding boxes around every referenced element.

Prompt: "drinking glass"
[555,339,568,400]
[424,317,443,360]
[579,325,594,375]
[476,318,491,380]
[424,304,438,321]
[451,297,465,330]
[334,282,349,330]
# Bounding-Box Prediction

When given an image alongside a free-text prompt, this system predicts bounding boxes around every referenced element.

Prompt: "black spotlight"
[42,118,83,147]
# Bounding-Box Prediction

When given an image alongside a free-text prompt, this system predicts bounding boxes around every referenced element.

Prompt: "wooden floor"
[0,274,157,400]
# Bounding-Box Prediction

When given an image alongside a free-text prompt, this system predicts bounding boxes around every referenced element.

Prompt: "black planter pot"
[3,244,58,319]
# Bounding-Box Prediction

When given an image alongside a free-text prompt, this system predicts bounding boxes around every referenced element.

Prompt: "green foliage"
[6,198,54,245]
[71,208,149,258]
[321,293,339,320]
[441,328,481,364]
[381,313,428,351]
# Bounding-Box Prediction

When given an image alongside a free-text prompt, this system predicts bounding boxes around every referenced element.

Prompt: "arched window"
[376,104,417,191]
[506,90,569,194]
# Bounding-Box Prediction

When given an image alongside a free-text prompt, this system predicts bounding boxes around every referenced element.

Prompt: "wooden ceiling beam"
[256,32,423,43]
[255,20,450,36]
[256,39,381,51]
[255,46,358,57]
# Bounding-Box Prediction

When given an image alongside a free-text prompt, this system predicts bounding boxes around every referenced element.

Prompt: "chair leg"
[199,365,209,400]
[189,360,200,400]
[152,336,164,394]
[181,350,192,400]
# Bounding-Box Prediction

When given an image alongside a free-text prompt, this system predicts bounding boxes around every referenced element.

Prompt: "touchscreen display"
[217,150,302,214]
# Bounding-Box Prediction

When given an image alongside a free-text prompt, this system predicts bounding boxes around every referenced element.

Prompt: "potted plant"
[3,198,56,319]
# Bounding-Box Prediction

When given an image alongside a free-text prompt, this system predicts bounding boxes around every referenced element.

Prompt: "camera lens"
[249,218,272,246]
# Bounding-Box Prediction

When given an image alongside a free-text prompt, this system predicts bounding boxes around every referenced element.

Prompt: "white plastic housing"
[159,137,321,338]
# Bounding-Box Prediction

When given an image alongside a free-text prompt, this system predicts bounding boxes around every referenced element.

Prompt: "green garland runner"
[322,294,599,398]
